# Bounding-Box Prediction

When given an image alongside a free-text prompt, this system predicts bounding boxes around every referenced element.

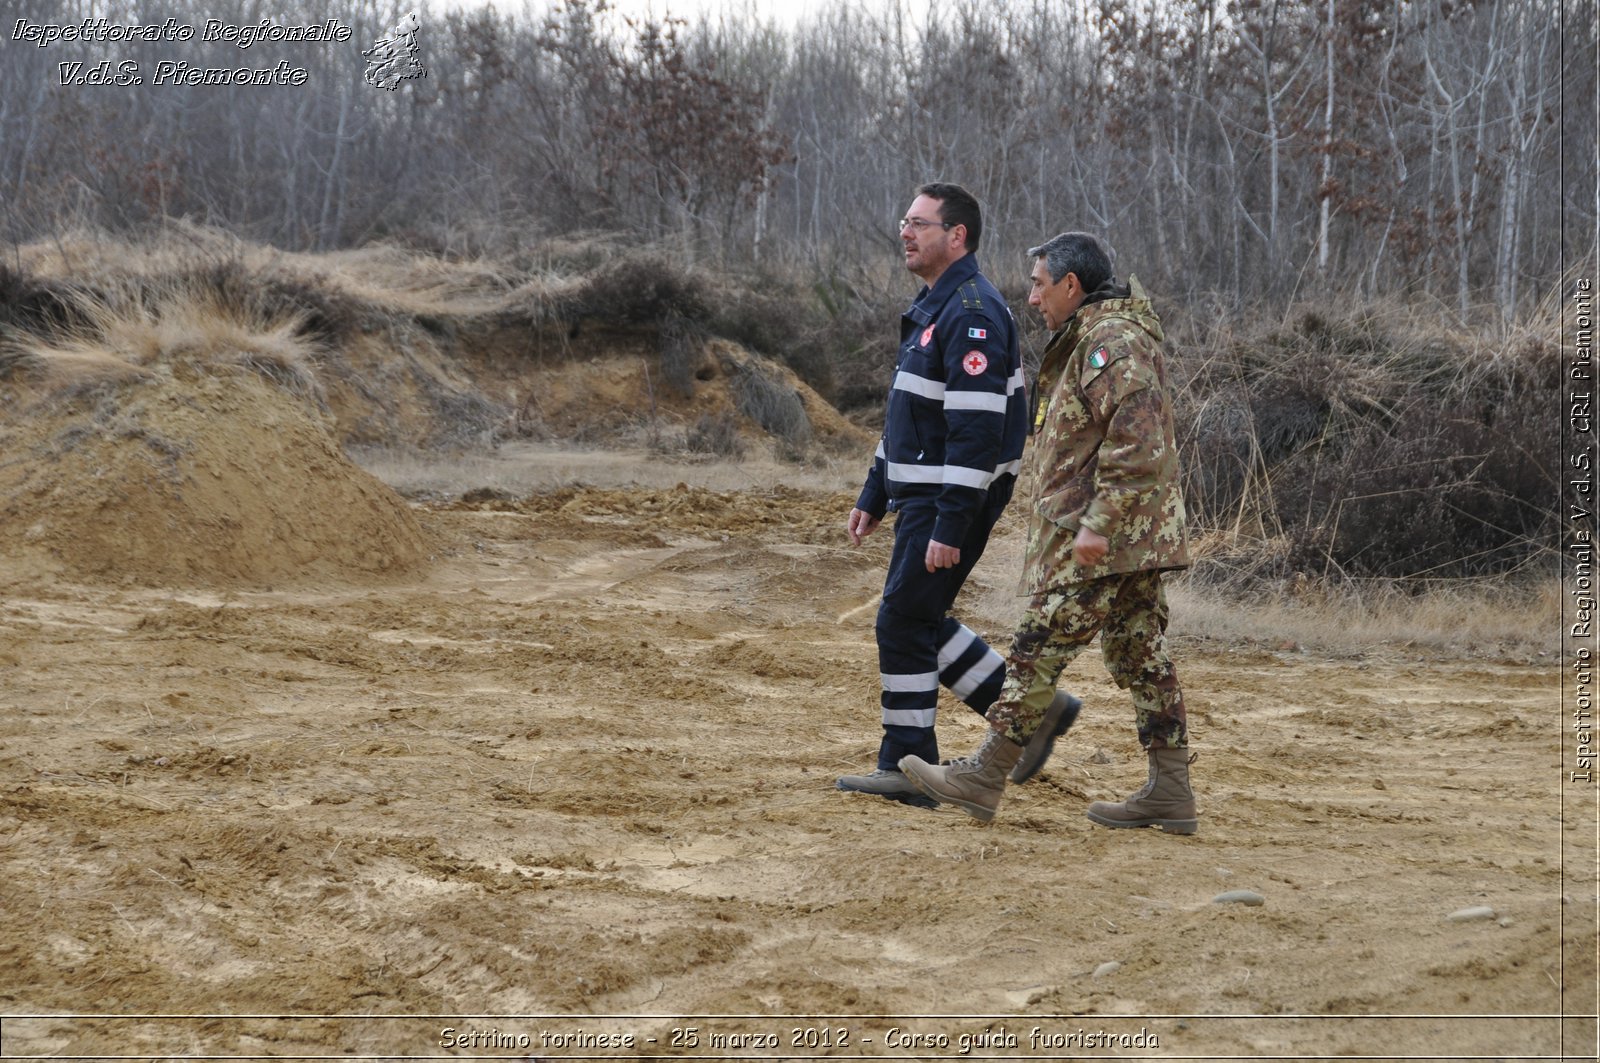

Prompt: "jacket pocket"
[1036,484,1089,530]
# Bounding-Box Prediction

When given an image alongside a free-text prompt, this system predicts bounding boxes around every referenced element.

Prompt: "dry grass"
[732,358,812,448]
[15,220,543,324]
[964,516,1558,663]
[1,276,324,403]
[1166,573,1561,660]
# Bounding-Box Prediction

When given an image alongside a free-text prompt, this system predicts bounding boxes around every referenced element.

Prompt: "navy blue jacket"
[857,253,1028,546]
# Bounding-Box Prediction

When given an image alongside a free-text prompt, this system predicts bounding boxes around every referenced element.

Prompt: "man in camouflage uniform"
[899,232,1197,831]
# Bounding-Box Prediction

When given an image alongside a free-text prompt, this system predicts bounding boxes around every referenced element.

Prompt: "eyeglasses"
[899,217,953,233]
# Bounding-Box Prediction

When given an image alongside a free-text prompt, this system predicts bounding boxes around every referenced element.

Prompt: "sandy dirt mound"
[0,474,1590,1059]
[0,370,431,588]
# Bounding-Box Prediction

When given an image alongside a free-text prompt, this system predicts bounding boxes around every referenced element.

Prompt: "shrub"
[686,412,745,457]
[1170,304,1563,583]
[732,358,811,447]
[550,252,712,328]
[707,268,902,414]
[166,258,379,346]
[0,263,83,338]
[657,309,704,397]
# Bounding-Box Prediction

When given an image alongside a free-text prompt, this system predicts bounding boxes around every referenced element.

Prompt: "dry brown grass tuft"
[0,345,152,391]
[2,276,325,404]
[15,220,526,328]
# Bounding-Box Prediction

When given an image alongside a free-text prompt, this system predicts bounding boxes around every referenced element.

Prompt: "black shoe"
[836,768,938,808]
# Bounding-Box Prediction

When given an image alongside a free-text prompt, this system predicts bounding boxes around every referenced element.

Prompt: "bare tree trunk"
[1497,25,1526,321]
[1318,0,1335,273]
[1425,0,1506,321]
[1178,0,1216,269]
[1237,0,1303,281]
[1266,64,1281,265]
[1368,0,1408,297]
[318,80,351,251]
[1497,0,1556,321]
[1463,1,1503,303]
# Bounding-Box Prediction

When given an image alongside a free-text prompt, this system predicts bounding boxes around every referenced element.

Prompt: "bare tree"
[0,0,1585,321]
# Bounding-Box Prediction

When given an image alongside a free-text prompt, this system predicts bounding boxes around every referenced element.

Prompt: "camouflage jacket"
[1020,276,1188,594]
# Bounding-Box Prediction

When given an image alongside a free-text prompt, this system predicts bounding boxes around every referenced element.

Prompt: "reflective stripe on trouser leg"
[987,576,1124,745]
[937,618,1005,711]
[879,668,939,767]
[1100,571,1188,750]
[872,501,1002,769]
[876,598,941,768]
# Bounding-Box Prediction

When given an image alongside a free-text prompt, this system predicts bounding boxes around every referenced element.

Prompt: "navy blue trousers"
[874,493,1010,770]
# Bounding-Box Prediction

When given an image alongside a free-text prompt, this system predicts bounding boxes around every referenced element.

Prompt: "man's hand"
[925,539,961,572]
[1072,526,1109,567]
[847,508,881,546]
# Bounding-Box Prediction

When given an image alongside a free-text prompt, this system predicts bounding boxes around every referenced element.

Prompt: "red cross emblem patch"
[963,350,989,375]
[920,326,935,347]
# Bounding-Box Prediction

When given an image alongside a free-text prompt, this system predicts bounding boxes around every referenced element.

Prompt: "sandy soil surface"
[0,463,1593,1060]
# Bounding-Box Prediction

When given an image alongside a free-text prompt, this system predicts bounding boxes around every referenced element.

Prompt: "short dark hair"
[1027,232,1115,292]
[916,182,983,252]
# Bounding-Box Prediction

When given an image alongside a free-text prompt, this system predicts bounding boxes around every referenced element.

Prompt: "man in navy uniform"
[837,182,1080,805]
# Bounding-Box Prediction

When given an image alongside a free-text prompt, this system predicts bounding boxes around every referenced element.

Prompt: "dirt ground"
[0,449,1594,1060]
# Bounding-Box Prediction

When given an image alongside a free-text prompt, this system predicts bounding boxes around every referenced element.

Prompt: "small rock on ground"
[1446,905,1497,922]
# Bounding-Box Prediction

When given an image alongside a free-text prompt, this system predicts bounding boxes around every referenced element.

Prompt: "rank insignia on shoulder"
[920,325,935,346]
[1088,347,1109,369]
[968,327,987,340]
[962,351,989,375]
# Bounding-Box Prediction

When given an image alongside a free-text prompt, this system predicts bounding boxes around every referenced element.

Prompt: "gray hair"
[1027,232,1115,291]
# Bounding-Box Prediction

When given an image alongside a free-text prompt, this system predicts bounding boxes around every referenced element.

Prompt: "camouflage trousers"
[988,569,1188,750]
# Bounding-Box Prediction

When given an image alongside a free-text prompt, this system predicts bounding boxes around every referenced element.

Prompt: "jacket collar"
[910,253,981,319]
[1049,275,1155,348]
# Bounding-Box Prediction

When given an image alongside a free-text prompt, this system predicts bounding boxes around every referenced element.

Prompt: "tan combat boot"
[1010,690,1082,784]
[1085,747,1198,834]
[898,730,1023,823]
